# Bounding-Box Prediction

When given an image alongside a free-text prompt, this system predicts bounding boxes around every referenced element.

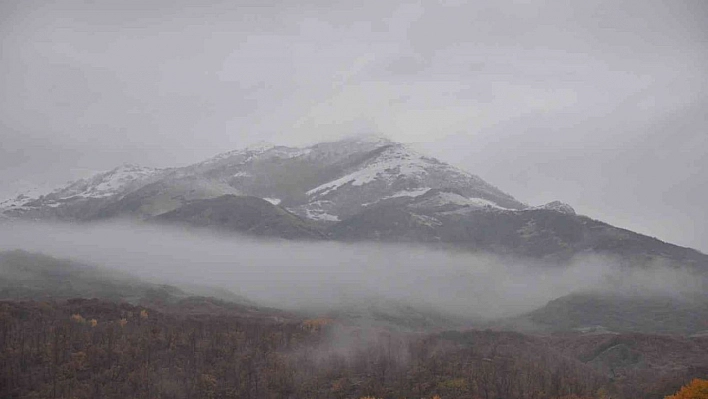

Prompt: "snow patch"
[531,201,576,215]
[2,165,162,210]
[1,193,40,209]
[414,191,507,209]
[84,165,160,198]
[386,188,431,200]
[201,143,312,168]
[305,210,340,222]
[362,187,432,207]
[307,145,430,197]
[271,147,312,159]
[201,141,275,165]
[296,200,340,222]
[411,213,442,227]
[1,180,65,209]
[264,198,281,205]
[244,141,276,153]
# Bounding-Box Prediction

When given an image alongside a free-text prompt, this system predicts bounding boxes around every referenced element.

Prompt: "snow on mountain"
[167,136,527,222]
[381,188,432,201]
[297,135,394,166]
[295,142,525,220]
[410,191,507,210]
[301,200,340,222]
[197,142,311,169]
[1,165,165,213]
[47,164,164,200]
[306,144,431,197]
[360,188,433,208]
[531,201,576,215]
[0,183,55,209]
[200,141,276,165]
[307,143,521,205]
[1,136,530,224]
[3,136,704,268]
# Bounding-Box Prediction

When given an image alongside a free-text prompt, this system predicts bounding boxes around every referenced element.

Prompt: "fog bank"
[0,221,703,319]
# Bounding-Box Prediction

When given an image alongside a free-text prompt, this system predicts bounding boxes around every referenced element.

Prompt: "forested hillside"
[2,299,706,399]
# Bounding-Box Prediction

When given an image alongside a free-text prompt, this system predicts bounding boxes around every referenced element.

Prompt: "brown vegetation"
[0,299,704,399]
[665,379,708,399]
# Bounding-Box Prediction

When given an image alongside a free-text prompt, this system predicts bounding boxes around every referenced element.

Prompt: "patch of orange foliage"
[665,379,708,399]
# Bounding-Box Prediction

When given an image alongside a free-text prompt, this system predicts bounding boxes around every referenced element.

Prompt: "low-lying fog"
[0,221,704,319]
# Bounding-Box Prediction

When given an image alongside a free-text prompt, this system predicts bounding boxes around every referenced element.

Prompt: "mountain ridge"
[2,136,706,267]
[1,136,526,218]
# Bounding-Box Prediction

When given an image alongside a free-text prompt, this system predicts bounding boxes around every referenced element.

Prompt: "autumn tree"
[666,379,708,399]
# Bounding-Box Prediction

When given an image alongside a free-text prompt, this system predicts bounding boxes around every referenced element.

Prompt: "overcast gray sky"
[1,0,706,251]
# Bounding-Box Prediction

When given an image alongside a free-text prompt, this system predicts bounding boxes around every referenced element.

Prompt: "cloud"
[1,221,703,320]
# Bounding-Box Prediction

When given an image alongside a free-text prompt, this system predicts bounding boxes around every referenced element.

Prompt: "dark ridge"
[153,194,326,240]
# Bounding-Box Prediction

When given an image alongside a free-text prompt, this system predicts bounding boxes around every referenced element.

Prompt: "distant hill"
[0,250,273,317]
[0,250,178,303]
[503,292,708,335]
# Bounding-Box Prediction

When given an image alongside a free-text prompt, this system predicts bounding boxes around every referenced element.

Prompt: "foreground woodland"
[1,298,706,399]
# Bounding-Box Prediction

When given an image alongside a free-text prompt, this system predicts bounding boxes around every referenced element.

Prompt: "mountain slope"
[504,292,708,335]
[2,136,523,220]
[0,249,255,305]
[94,175,242,219]
[153,195,325,239]
[2,136,706,268]
[330,190,708,264]
[294,141,525,220]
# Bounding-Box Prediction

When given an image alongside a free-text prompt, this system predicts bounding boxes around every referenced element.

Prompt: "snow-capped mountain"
[2,136,524,220]
[0,183,54,210]
[531,200,576,215]
[2,165,164,210]
[2,136,706,267]
[1,164,168,221]
[295,141,524,221]
[50,164,165,200]
[168,135,525,222]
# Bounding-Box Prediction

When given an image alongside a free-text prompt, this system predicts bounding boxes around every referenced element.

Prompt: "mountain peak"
[533,201,576,215]
[243,141,276,152]
[333,133,393,146]
[200,141,279,166]
[110,163,159,174]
